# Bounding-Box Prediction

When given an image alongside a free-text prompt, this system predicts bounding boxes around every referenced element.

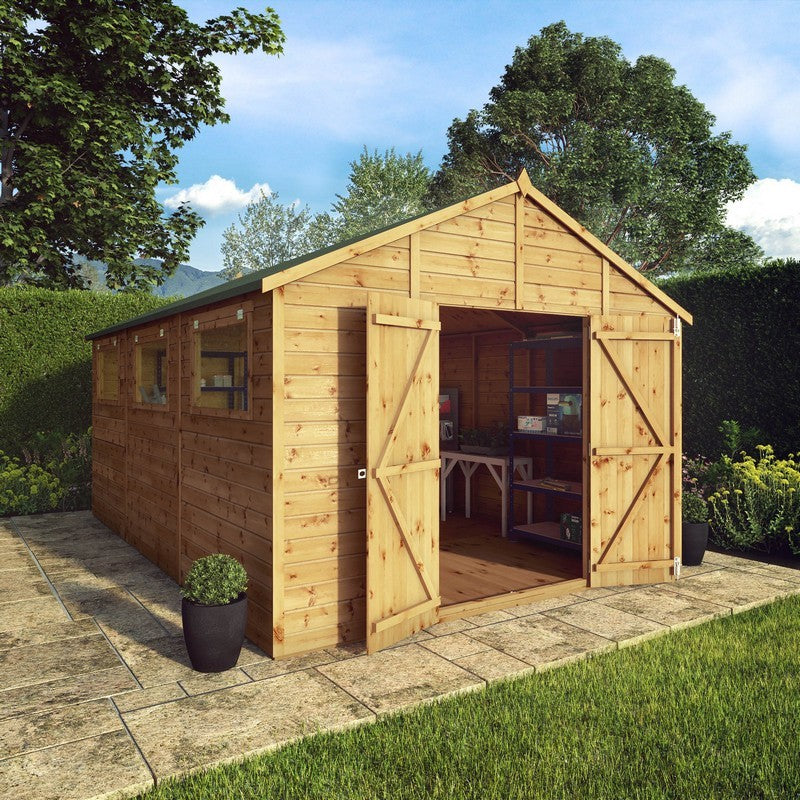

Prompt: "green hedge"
[0,287,170,455]
[659,261,800,457]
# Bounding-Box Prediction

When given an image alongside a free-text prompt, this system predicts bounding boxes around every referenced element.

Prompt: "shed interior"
[436,306,586,611]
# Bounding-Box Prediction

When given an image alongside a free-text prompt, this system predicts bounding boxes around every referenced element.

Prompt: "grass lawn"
[139,597,800,800]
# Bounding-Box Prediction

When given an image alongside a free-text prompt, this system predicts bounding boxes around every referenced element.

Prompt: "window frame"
[190,302,254,420]
[94,336,120,404]
[132,325,172,411]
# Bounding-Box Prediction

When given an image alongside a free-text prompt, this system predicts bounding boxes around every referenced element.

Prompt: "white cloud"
[726,178,800,258]
[163,175,271,216]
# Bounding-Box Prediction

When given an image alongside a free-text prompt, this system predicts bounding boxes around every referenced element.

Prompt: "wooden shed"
[88,170,692,658]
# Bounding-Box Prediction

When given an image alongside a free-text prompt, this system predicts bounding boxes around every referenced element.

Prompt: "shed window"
[135,337,168,405]
[193,319,249,412]
[96,340,119,402]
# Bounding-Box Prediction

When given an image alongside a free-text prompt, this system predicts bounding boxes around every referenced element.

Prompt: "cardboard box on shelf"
[517,415,546,432]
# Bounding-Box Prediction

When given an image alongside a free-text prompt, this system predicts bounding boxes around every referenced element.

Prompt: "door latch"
[357,468,367,480]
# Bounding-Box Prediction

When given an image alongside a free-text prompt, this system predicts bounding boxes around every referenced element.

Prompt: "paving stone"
[597,585,730,630]
[0,697,122,759]
[0,729,152,800]
[0,596,69,634]
[543,600,668,647]
[243,649,345,681]
[0,666,137,721]
[465,609,516,627]
[388,628,435,647]
[111,633,196,689]
[0,550,38,572]
[112,682,186,714]
[454,649,535,683]
[702,552,800,583]
[48,572,121,600]
[60,588,169,645]
[668,567,800,611]
[570,585,637,601]
[0,633,121,692]
[0,541,27,555]
[318,643,484,715]
[504,594,587,617]
[426,618,477,637]
[420,632,493,661]
[0,618,98,652]
[124,668,373,779]
[0,569,52,603]
[179,668,252,696]
[467,614,615,668]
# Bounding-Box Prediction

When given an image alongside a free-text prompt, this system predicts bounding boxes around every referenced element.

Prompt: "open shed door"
[588,315,682,587]
[366,293,441,653]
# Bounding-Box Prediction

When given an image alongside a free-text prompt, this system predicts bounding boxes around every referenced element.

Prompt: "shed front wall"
[92,289,275,654]
[273,192,679,658]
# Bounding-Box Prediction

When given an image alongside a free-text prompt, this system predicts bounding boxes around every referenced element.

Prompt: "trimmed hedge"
[659,261,800,457]
[0,287,170,455]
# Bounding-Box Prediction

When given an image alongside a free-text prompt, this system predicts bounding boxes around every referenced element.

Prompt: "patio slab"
[465,613,616,668]
[317,643,484,715]
[0,729,152,800]
[123,668,374,778]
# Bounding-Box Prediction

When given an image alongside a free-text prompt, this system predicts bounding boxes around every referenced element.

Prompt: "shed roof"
[87,170,691,340]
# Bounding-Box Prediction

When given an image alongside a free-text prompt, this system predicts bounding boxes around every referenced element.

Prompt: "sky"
[161,0,800,271]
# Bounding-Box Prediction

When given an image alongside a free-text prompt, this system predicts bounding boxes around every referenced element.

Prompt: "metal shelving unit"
[508,336,583,548]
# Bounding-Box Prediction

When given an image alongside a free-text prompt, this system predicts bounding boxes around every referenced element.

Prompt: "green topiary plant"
[181,554,248,606]
[682,491,709,524]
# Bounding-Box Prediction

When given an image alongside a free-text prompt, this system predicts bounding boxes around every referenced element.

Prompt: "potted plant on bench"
[181,553,248,672]
[459,422,510,456]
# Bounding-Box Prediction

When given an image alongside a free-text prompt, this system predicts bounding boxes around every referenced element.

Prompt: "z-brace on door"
[588,315,682,586]
[366,293,441,653]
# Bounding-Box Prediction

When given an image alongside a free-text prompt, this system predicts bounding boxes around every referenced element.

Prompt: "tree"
[221,148,432,278]
[0,1,284,289]
[429,22,757,274]
[220,191,319,280]
[322,147,431,242]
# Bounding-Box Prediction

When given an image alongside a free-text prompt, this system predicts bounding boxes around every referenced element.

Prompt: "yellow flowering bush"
[0,453,65,516]
[708,446,800,553]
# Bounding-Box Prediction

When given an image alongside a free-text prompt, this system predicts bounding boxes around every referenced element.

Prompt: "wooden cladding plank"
[283,507,366,540]
[284,329,366,355]
[182,502,272,565]
[181,431,271,468]
[285,553,364,587]
[284,529,364,565]
[284,574,365,613]
[284,398,365,423]
[180,413,269,442]
[284,442,366,471]
[284,486,365,517]
[285,352,366,377]
[284,420,366,446]
[523,283,600,316]
[284,599,365,636]
[524,246,604,274]
[284,304,366,331]
[283,283,371,309]
[283,375,366,401]
[430,213,516,244]
[182,466,269,513]
[420,273,515,306]
[301,262,408,292]
[182,484,269,538]
[182,449,270,493]
[284,466,364,494]
[419,250,515,282]
[420,229,515,263]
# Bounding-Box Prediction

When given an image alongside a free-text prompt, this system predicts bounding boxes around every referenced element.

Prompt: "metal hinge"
[674,556,682,578]
[673,316,682,338]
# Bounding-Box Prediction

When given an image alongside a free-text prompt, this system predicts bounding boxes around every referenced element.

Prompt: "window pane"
[196,322,248,411]
[136,342,167,404]
[97,348,119,401]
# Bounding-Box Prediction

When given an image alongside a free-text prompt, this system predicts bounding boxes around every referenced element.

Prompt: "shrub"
[659,261,800,457]
[0,453,65,516]
[682,491,708,524]
[21,429,92,511]
[181,554,248,606]
[708,445,800,554]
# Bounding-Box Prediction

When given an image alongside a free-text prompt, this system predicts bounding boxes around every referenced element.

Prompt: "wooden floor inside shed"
[440,515,583,607]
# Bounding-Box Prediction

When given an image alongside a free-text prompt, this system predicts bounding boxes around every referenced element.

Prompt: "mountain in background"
[77,257,227,297]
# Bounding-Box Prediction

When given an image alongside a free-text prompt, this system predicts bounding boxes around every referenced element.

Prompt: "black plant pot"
[182,593,248,673]
[682,522,709,567]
